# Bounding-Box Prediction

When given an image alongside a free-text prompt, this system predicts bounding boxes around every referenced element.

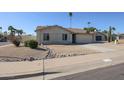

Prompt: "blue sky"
[0,12,124,35]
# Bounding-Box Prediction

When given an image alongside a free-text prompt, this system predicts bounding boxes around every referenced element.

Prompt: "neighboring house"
[36,25,106,44]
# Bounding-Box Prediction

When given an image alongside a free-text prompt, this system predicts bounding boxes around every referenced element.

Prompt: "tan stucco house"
[36,25,106,44]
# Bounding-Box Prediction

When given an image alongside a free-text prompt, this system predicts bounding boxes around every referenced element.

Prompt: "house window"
[62,34,67,40]
[43,33,49,41]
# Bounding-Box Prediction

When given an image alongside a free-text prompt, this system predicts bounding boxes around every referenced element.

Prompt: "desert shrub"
[28,40,38,49]
[24,40,30,47]
[12,39,20,47]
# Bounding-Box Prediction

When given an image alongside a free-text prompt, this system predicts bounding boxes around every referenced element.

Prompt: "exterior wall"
[37,31,42,44]
[76,34,94,43]
[95,33,106,41]
[37,27,72,44]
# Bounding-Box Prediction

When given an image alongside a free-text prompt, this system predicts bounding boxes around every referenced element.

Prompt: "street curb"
[0,44,13,48]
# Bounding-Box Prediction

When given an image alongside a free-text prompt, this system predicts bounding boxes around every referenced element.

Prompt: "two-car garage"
[95,32,107,41]
[96,36,102,41]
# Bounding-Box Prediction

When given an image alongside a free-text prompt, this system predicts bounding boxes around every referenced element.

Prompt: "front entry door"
[72,34,76,43]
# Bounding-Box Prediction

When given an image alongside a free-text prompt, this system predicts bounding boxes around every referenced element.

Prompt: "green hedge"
[28,40,38,49]
[24,40,30,47]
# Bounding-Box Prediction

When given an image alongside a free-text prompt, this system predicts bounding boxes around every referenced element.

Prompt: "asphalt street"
[0,42,10,46]
[53,63,124,80]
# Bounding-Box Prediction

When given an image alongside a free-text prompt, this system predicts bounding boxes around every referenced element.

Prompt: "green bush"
[12,39,20,47]
[28,40,38,49]
[24,40,30,47]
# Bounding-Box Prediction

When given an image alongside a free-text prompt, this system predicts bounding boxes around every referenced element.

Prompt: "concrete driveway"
[79,43,124,52]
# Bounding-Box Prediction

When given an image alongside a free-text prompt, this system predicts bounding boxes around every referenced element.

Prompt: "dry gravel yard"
[1,42,122,62]
[0,45,48,58]
[47,45,99,58]
[0,44,48,62]
[0,44,100,62]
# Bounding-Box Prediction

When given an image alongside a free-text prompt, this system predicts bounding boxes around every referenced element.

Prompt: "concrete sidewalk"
[0,49,124,80]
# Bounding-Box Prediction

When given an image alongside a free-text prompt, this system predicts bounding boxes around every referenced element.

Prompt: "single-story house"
[119,34,124,39]
[36,25,106,44]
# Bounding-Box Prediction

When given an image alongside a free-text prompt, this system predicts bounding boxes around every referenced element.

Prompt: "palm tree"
[16,29,23,36]
[19,29,23,35]
[84,27,97,33]
[8,26,23,36]
[108,26,116,42]
[87,22,91,28]
[8,26,15,36]
[0,27,2,35]
[69,12,73,28]
[0,27,2,32]
[15,29,23,41]
[102,30,108,33]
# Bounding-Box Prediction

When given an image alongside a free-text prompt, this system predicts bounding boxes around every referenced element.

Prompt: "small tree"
[84,27,97,33]
[108,26,116,42]
[16,29,23,36]
[8,26,23,47]
[0,27,2,33]
[24,40,30,47]
[12,39,20,47]
[8,26,16,36]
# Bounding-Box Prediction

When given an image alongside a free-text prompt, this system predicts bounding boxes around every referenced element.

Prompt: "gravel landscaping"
[0,44,48,62]
[0,44,100,62]
[47,45,99,58]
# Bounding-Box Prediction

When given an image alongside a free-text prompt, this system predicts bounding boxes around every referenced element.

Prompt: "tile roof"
[36,26,47,30]
[36,25,94,34]
[67,28,94,34]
